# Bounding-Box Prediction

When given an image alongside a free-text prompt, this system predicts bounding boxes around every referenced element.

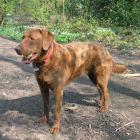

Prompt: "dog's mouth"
[22,52,38,64]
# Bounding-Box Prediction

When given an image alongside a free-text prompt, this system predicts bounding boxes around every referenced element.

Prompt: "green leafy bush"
[0,0,139,52]
[0,24,26,40]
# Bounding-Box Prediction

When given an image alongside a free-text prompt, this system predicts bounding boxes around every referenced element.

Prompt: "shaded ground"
[0,37,140,140]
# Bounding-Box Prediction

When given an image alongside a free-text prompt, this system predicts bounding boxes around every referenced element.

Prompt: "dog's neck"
[33,42,56,69]
[42,43,54,64]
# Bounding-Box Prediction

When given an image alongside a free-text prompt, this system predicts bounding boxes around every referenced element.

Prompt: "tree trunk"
[0,6,4,25]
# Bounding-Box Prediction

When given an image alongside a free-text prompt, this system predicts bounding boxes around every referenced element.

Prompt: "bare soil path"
[0,37,140,140]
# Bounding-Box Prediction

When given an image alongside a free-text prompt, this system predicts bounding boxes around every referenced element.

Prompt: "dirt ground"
[0,37,140,140]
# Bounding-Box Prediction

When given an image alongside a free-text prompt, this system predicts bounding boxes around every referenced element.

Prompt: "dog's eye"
[30,37,34,40]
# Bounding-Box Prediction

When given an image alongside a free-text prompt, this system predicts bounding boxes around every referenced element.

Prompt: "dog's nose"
[15,46,22,55]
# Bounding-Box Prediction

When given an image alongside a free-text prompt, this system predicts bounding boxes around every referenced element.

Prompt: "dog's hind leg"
[95,65,110,112]
[88,72,102,106]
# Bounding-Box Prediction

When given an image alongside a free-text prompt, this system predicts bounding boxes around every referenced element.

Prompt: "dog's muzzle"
[15,45,22,55]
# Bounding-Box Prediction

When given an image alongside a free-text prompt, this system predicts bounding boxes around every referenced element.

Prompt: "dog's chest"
[36,67,52,80]
[36,66,64,85]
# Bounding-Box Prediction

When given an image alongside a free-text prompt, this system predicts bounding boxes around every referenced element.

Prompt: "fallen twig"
[120,73,140,77]
[115,121,134,132]
[65,104,78,111]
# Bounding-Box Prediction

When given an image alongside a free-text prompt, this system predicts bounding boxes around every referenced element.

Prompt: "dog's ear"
[41,29,54,51]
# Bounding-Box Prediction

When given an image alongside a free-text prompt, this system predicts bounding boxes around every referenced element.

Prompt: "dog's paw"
[39,115,47,125]
[94,99,102,107]
[50,124,60,134]
[97,106,109,113]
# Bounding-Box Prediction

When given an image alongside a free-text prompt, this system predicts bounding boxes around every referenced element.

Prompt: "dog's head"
[15,28,54,64]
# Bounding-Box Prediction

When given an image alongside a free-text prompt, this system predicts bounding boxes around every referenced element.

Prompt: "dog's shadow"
[0,89,99,117]
[0,75,140,118]
[0,94,42,117]
[1,76,140,118]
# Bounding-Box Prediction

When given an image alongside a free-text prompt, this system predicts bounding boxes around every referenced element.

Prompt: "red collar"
[42,44,54,64]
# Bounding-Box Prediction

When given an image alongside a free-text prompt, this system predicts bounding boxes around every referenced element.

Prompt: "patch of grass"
[55,32,79,43]
[0,24,26,41]
[113,27,140,50]
[0,23,80,43]
[0,22,139,52]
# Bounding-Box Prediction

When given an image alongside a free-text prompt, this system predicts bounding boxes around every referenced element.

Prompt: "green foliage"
[65,0,140,27]
[0,0,64,25]
[0,23,79,43]
[65,0,90,18]
[0,24,26,41]
[94,27,118,45]
[0,0,139,53]
[26,0,49,25]
[55,32,79,43]
[0,22,140,53]
[1,0,140,27]
[67,18,98,32]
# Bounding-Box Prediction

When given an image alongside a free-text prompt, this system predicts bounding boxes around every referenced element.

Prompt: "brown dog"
[15,28,127,134]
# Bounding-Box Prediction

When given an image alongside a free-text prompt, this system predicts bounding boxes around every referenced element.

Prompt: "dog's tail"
[112,61,127,74]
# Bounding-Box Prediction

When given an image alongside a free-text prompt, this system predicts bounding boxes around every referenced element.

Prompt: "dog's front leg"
[50,88,63,134]
[36,77,49,125]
